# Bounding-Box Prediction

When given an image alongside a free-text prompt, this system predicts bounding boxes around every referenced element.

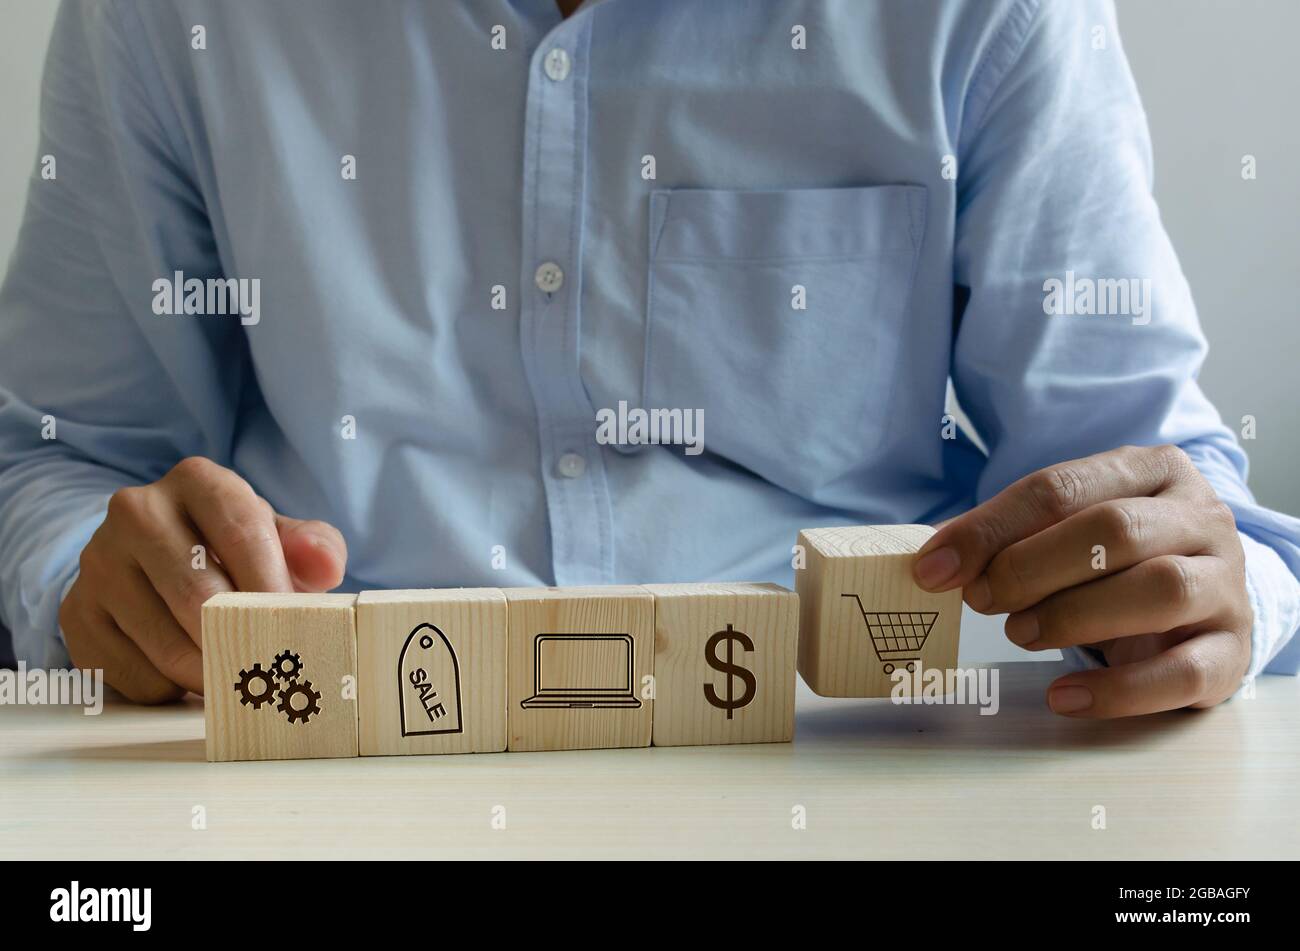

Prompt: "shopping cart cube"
[794,525,961,697]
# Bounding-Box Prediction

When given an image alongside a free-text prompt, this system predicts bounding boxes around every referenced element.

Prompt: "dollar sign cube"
[796,525,962,697]
[644,582,798,747]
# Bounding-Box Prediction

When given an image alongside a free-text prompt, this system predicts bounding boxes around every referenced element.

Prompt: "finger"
[914,444,1197,592]
[63,602,185,705]
[1004,555,1233,650]
[977,496,1230,614]
[167,457,293,593]
[119,488,234,645]
[276,516,348,592]
[1045,628,1248,718]
[106,566,205,694]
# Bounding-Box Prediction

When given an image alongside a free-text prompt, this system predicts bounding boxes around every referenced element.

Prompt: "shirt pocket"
[642,184,928,496]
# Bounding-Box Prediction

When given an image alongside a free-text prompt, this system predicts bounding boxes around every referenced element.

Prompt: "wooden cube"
[644,582,798,747]
[202,592,359,762]
[504,586,653,752]
[355,588,508,756]
[796,525,961,697]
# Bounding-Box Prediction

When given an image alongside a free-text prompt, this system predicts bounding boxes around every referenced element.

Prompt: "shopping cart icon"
[841,594,938,674]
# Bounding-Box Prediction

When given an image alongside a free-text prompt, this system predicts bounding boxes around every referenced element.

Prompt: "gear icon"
[277,679,322,724]
[271,649,304,682]
[234,663,278,709]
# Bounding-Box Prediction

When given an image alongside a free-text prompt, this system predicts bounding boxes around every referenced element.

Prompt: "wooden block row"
[202,524,963,761]
[202,582,798,762]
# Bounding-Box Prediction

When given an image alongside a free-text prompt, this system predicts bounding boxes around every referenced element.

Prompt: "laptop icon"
[520,634,644,709]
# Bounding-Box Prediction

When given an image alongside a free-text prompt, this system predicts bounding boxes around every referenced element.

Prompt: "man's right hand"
[59,457,348,703]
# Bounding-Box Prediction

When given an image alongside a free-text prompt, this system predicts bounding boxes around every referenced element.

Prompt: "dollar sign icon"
[703,624,756,719]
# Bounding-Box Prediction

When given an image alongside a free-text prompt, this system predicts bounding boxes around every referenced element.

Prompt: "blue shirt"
[2,0,1298,677]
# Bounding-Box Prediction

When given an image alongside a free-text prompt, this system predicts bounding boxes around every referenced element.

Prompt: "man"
[1,0,1297,717]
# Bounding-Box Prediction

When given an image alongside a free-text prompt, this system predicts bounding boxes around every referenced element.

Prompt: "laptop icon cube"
[520,634,644,709]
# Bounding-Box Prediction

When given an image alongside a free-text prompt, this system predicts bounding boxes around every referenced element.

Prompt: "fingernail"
[299,530,332,549]
[914,547,960,588]
[289,526,335,551]
[1049,685,1093,714]
[1005,611,1039,646]
[965,576,991,612]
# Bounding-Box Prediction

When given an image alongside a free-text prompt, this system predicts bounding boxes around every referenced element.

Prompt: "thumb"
[274,515,348,592]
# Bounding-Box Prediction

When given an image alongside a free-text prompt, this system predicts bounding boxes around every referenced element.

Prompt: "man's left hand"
[913,445,1253,718]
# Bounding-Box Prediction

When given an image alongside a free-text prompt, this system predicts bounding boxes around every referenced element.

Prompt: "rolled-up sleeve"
[0,0,240,665]
[952,0,1300,676]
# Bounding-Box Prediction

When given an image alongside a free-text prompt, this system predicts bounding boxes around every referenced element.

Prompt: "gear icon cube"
[202,593,359,762]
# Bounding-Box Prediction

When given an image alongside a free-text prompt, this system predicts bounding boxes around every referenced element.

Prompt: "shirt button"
[543,48,571,82]
[556,452,586,479]
[534,261,565,294]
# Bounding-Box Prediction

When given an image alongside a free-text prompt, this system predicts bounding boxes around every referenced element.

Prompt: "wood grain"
[645,582,797,747]
[356,588,507,756]
[796,525,962,697]
[504,586,653,751]
[7,666,1296,859]
[202,592,358,762]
